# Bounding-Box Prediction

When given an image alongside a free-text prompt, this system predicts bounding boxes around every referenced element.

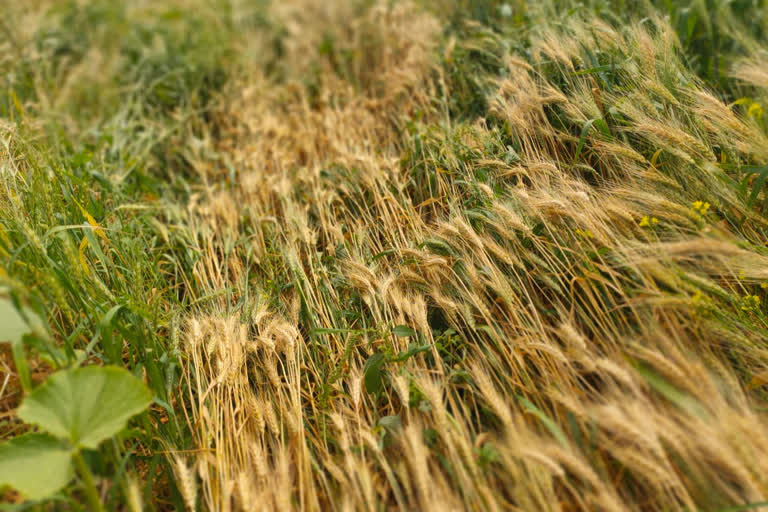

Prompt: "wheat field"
[2,0,768,510]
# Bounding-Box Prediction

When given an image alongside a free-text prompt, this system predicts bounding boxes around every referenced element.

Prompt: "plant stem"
[73,450,104,512]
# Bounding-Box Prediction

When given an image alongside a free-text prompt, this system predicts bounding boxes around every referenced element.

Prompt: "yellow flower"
[638,216,659,228]
[742,294,761,311]
[748,102,763,120]
[761,283,768,289]
[575,228,594,239]
[692,200,711,215]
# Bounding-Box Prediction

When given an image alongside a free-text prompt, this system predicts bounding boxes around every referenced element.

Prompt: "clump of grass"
[1,0,249,507]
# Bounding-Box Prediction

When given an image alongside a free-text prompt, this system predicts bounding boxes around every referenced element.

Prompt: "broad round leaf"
[18,366,153,449]
[0,433,73,500]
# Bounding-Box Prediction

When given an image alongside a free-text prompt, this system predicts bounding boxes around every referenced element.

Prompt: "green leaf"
[0,296,30,347]
[391,343,431,363]
[0,433,73,500]
[421,238,457,257]
[99,305,124,364]
[719,501,768,512]
[18,366,153,449]
[635,365,707,418]
[475,442,500,467]
[312,327,357,335]
[392,325,416,338]
[0,296,39,391]
[370,248,395,262]
[517,395,569,448]
[746,165,768,208]
[569,64,621,76]
[363,353,386,395]
[573,118,610,165]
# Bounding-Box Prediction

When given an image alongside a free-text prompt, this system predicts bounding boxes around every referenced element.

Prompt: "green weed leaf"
[392,325,416,338]
[745,165,768,208]
[18,366,153,449]
[363,353,386,395]
[574,118,610,164]
[0,296,46,391]
[391,343,431,363]
[517,395,569,448]
[0,433,73,500]
[99,304,124,364]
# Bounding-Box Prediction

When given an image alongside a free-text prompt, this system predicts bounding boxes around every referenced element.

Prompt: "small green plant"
[0,367,152,508]
[0,297,152,509]
[363,325,430,395]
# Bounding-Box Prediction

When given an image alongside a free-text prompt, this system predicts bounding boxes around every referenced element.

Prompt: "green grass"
[0,1,243,507]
